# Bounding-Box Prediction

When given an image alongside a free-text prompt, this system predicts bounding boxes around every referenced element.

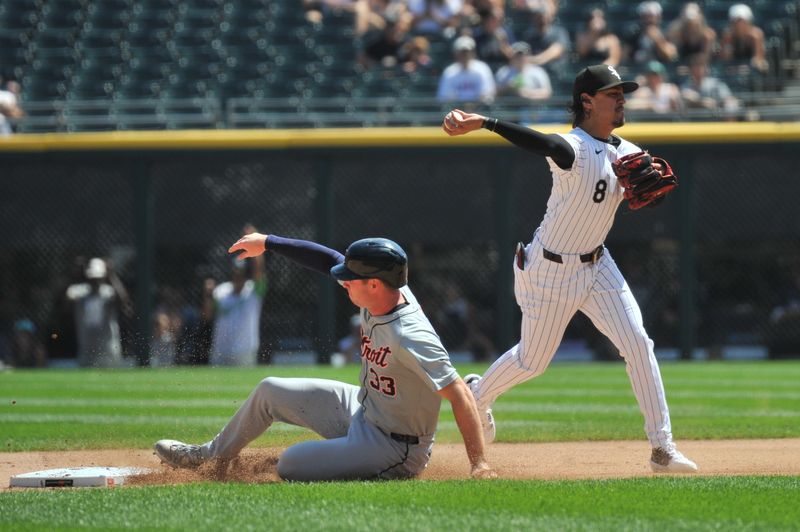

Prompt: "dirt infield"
[2,439,799,489]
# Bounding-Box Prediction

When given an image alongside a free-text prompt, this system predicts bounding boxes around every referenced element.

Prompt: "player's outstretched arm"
[437,379,497,479]
[442,109,486,136]
[443,108,575,169]
[231,233,344,277]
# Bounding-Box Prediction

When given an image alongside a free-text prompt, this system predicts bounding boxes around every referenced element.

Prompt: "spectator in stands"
[720,3,768,74]
[680,54,740,116]
[623,1,678,65]
[204,224,267,366]
[356,0,412,38]
[179,278,214,365]
[519,0,570,77]
[407,0,464,38]
[337,313,363,363]
[575,8,622,67]
[303,0,359,24]
[0,78,24,136]
[471,7,515,68]
[8,318,47,368]
[666,2,717,62]
[435,283,495,361]
[459,0,505,25]
[150,287,184,367]
[66,257,128,368]
[358,11,411,69]
[494,41,552,101]
[627,60,682,114]
[399,36,433,73]
[47,255,87,362]
[436,36,496,104]
[303,0,326,24]
[512,0,557,17]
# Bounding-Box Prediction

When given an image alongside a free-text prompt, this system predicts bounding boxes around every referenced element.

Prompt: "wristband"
[482,117,498,132]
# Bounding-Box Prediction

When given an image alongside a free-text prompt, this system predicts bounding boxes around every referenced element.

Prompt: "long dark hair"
[568,95,588,128]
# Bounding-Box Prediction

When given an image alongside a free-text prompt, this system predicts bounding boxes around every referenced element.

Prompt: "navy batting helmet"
[330,238,408,288]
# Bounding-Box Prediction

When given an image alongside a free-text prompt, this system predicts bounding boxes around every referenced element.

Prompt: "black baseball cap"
[331,238,408,288]
[572,65,639,101]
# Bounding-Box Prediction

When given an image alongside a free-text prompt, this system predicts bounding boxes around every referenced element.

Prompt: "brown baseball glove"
[612,151,678,210]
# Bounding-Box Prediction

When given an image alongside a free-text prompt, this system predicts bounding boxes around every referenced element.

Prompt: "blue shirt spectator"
[437,36,496,103]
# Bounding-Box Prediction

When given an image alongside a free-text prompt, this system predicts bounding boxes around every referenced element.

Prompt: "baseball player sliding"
[443,64,697,472]
[155,233,496,480]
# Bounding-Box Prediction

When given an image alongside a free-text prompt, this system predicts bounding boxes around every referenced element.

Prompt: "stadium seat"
[38,3,84,33]
[0,2,38,33]
[23,75,69,100]
[31,29,77,55]
[1,0,797,131]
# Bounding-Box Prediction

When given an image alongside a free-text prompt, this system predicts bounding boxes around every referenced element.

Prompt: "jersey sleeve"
[488,120,574,168]
[266,235,344,277]
[395,322,459,392]
[547,133,582,178]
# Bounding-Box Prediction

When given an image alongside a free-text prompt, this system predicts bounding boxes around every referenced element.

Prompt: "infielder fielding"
[155,232,496,480]
[442,64,697,472]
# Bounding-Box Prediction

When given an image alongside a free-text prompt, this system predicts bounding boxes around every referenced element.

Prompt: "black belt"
[542,244,604,265]
[391,433,419,444]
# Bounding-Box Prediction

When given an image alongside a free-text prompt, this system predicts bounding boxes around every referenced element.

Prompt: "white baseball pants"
[475,238,674,448]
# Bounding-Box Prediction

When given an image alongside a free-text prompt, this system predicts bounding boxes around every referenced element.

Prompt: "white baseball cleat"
[464,373,496,444]
[154,439,206,469]
[649,445,698,472]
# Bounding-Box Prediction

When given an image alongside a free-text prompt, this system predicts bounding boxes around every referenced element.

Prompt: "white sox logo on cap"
[607,65,621,81]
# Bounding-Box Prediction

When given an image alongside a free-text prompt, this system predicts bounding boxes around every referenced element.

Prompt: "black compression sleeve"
[265,235,344,276]
[482,118,575,169]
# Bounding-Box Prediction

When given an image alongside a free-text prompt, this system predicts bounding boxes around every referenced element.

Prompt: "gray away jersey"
[357,286,459,437]
[538,127,641,254]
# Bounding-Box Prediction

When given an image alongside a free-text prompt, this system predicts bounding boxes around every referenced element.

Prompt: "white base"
[9,466,152,488]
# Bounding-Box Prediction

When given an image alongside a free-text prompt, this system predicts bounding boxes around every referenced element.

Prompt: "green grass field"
[1,361,799,530]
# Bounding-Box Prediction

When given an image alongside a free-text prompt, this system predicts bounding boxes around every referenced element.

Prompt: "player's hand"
[470,461,498,479]
[442,109,485,136]
[228,232,267,259]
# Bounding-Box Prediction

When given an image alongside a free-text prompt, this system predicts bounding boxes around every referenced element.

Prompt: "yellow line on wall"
[1,122,799,152]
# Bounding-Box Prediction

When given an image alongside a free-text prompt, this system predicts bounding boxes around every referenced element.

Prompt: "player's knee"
[253,376,282,406]
[514,349,548,376]
[517,361,547,377]
[618,332,654,359]
[277,445,309,481]
[276,453,296,481]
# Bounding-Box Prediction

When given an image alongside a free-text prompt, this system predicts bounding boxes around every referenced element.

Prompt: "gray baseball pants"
[200,377,433,481]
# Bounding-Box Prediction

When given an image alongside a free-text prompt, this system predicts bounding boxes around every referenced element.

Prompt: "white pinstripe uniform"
[473,127,674,449]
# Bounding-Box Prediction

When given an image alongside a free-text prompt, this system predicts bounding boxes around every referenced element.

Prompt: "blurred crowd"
[0,1,782,134]
[0,225,266,369]
[0,233,501,369]
[325,0,769,112]
[3,236,800,369]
